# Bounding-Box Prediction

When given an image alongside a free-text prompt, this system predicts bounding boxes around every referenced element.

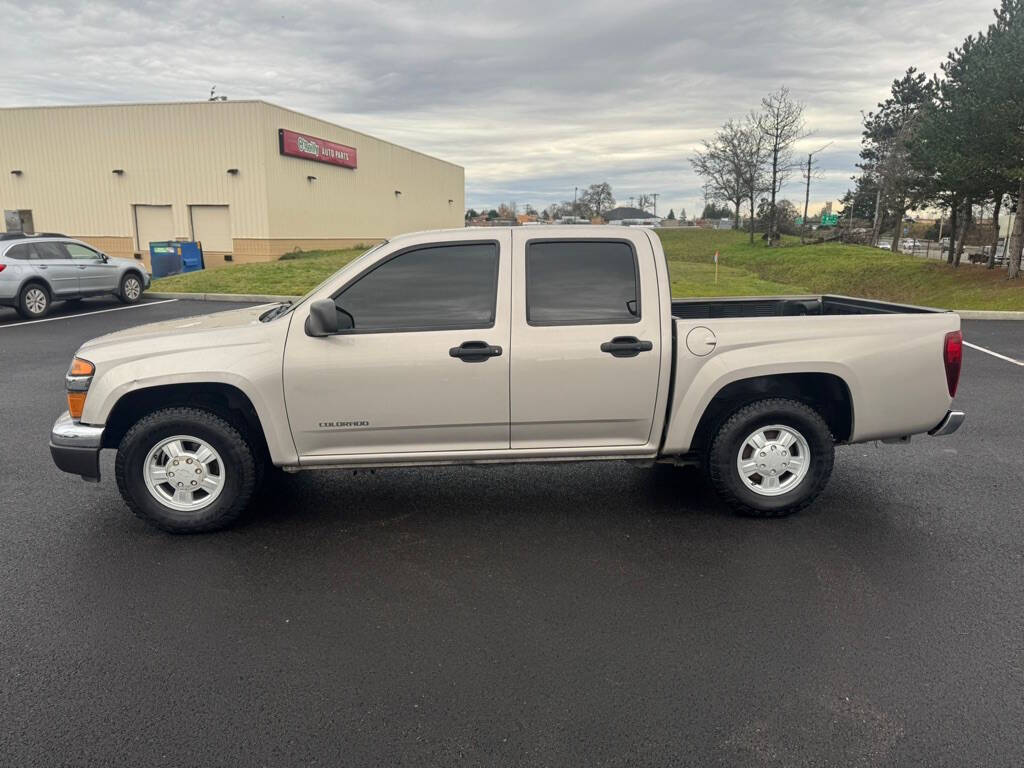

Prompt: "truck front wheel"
[115,407,259,533]
[707,398,834,517]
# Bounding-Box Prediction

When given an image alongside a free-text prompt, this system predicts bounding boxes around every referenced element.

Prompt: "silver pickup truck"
[50,227,964,533]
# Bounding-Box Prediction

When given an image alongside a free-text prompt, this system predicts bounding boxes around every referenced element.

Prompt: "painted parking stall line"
[964,341,1024,367]
[0,299,178,329]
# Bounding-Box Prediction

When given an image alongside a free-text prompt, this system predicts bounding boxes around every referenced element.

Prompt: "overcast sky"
[0,0,1001,217]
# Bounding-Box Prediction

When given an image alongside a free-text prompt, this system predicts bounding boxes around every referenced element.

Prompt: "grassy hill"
[154,229,1024,310]
[660,229,1024,310]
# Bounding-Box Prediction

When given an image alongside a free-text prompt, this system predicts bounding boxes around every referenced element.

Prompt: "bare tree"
[690,120,749,230]
[756,87,807,245]
[636,193,655,213]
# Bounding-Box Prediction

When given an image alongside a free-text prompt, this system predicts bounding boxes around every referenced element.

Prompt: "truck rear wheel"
[115,407,259,533]
[707,398,834,517]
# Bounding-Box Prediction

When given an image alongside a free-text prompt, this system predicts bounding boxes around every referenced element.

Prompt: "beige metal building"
[0,100,464,268]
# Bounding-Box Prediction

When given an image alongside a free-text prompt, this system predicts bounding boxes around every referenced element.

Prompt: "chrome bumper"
[50,411,105,481]
[928,410,965,437]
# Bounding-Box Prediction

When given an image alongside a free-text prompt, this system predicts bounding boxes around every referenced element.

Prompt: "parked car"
[49,227,964,533]
[0,233,150,319]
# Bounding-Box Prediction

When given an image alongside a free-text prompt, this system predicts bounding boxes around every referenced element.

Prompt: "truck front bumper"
[928,410,965,437]
[50,411,104,481]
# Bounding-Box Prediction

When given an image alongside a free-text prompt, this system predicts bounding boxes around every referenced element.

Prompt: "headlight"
[66,357,95,420]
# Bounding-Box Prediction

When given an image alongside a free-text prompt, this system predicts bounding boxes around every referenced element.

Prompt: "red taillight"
[0,264,6,273]
[943,330,963,397]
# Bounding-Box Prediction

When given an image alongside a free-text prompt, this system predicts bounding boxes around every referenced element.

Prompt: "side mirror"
[100,253,109,263]
[305,299,340,337]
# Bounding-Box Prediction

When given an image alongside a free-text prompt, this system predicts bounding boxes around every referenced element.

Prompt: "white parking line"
[964,341,1024,367]
[0,299,178,328]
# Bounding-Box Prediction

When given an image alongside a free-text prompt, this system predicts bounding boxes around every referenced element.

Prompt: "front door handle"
[600,336,654,358]
[450,340,503,362]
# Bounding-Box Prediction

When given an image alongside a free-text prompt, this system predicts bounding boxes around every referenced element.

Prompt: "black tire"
[115,407,260,533]
[16,282,51,319]
[118,272,143,304]
[707,398,834,518]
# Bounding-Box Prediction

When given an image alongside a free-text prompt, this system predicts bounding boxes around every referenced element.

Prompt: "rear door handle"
[450,340,503,362]
[600,336,653,358]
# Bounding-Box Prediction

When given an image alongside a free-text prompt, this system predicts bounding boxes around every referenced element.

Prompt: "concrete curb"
[147,291,299,303]
[955,310,1024,320]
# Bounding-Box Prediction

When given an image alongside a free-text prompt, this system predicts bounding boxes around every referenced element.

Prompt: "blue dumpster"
[149,241,205,278]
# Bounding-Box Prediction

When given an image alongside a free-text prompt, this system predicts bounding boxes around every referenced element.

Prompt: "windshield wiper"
[260,300,292,322]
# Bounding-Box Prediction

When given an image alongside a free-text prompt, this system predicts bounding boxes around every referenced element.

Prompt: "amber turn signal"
[69,358,95,377]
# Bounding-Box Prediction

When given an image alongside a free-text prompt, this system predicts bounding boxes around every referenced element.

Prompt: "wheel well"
[689,373,853,453]
[101,383,270,459]
[20,277,50,297]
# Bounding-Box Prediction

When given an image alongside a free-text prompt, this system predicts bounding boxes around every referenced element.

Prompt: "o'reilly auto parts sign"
[278,129,357,169]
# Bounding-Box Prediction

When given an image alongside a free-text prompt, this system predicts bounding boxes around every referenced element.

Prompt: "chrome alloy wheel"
[124,277,141,300]
[143,435,225,512]
[736,424,811,497]
[25,287,48,315]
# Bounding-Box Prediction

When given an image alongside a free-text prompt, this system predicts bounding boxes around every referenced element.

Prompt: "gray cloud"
[0,0,1000,216]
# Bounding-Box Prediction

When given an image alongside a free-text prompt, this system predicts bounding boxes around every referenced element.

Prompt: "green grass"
[659,228,1024,310]
[152,247,368,295]
[153,231,1024,310]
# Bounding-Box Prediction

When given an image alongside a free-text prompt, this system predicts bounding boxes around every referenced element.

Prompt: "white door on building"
[133,205,174,256]
[189,205,232,258]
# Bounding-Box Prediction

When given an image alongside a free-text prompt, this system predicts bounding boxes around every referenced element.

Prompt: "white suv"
[0,234,151,319]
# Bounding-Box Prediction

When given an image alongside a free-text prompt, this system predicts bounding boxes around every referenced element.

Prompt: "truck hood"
[78,303,279,357]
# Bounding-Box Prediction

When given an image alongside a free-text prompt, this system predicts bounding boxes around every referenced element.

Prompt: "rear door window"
[526,240,639,325]
[32,242,71,260]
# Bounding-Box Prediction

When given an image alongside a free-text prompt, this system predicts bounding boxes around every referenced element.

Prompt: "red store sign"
[278,129,357,169]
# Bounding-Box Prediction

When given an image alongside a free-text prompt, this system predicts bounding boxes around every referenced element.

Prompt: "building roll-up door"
[133,205,174,263]
[189,205,232,262]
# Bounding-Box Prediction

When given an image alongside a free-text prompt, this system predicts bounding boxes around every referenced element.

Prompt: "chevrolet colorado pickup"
[50,227,965,533]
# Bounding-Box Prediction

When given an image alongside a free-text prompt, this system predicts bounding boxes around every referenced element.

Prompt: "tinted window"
[335,243,499,332]
[66,243,101,260]
[32,242,69,260]
[526,241,639,324]
[4,244,34,261]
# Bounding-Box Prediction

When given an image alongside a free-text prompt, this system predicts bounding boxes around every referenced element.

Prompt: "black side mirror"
[305,299,340,337]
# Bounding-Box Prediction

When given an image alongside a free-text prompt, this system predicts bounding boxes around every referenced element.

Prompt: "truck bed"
[671,294,939,320]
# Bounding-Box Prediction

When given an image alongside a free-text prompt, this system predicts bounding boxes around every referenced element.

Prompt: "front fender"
[78,322,297,465]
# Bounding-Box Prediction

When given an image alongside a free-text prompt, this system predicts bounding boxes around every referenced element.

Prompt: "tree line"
[845,0,1024,277]
[466,183,675,222]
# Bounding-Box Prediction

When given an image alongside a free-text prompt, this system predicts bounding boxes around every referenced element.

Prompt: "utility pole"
[801,141,833,243]
[573,187,578,219]
[652,193,659,218]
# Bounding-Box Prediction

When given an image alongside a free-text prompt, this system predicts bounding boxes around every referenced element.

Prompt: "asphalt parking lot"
[1,296,1022,766]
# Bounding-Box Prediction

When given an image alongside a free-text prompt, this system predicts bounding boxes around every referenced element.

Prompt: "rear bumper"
[928,410,965,437]
[49,411,104,481]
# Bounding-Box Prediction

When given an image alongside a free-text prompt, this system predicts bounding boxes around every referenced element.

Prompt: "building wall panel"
[259,104,464,240]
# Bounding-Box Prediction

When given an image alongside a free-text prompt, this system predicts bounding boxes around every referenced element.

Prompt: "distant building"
[602,206,661,226]
[0,100,464,268]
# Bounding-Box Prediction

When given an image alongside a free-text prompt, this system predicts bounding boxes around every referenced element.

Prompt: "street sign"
[821,213,839,226]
